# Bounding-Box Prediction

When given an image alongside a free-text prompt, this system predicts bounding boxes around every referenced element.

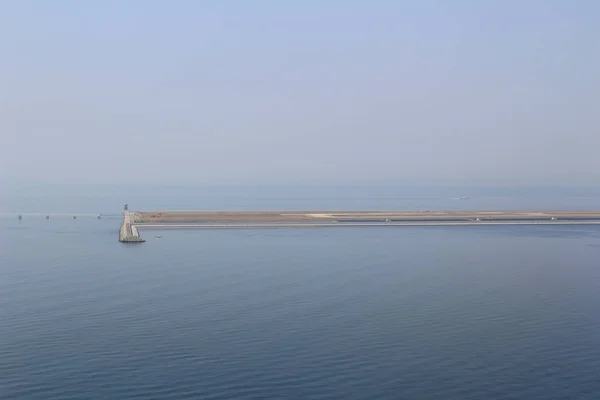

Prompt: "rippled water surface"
[2,186,600,399]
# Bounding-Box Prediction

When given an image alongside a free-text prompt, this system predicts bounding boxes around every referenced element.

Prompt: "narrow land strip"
[133,210,600,223]
[135,220,600,229]
[120,210,600,242]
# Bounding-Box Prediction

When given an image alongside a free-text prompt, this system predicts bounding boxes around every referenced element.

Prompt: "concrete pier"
[119,212,145,243]
[121,210,600,242]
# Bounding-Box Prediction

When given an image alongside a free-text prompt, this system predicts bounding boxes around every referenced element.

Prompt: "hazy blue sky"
[2,1,599,185]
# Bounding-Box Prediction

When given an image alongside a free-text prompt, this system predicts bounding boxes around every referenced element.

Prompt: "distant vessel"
[460,197,470,200]
[18,214,22,220]
[46,215,50,220]
[154,235,163,239]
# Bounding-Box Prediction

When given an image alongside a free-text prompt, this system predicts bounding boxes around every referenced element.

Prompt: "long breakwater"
[118,210,600,242]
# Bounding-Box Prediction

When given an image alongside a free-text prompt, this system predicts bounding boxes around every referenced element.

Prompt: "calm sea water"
[2,186,600,399]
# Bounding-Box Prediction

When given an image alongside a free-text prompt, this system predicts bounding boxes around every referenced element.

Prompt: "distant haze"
[2,1,599,186]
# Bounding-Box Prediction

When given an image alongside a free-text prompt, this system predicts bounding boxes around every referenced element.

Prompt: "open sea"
[2,185,600,399]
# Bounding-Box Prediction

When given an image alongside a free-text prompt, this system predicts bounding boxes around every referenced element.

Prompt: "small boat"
[154,235,163,239]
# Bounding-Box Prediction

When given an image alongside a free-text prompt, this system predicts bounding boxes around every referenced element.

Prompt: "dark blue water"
[3,186,600,399]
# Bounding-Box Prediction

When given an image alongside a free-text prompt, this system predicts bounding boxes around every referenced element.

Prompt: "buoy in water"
[18,215,22,220]
[73,216,76,219]
[46,215,50,220]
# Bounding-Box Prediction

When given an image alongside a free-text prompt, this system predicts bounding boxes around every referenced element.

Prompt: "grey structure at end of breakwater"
[119,212,145,243]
